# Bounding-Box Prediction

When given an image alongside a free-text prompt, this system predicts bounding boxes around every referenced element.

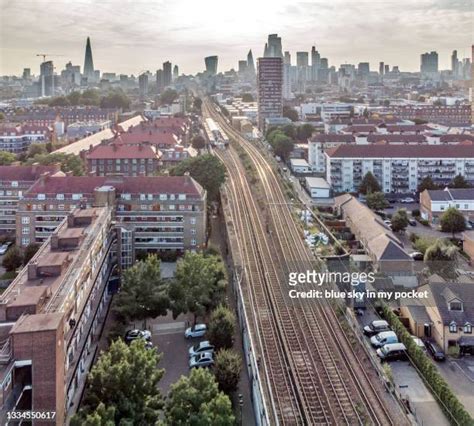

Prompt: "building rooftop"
[0,165,61,183]
[425,188,474,202]
[86,142,159,160]
[10,312,63,334]
[305,177,330,189]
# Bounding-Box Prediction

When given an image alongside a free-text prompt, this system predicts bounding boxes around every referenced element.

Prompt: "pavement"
[435,357,474,417]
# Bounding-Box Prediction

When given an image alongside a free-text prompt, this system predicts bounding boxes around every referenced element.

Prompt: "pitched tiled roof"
[86,143,158,160]
[366,134,426,144]
[327,144,474,158]
[0,165,60,182]
[310,134,354,143]
[425,188,474,202]
[111,132,179,146]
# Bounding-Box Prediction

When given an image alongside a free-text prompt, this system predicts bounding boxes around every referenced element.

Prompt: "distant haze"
[0,0,472,76]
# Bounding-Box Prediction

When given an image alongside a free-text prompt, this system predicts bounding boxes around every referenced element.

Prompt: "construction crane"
[36,53,65,62]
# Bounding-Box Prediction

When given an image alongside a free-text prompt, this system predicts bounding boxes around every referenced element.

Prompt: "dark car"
[425,340,446,362]
[408,218,417,226]
[124,329,152,344]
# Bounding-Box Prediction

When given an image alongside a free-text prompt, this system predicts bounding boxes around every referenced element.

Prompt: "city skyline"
[0,0,472,76]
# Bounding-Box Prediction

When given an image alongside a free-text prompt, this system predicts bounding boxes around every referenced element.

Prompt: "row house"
[326,144,474,194]
[420,188,474,224]
[393,105,471,126]
[0,124,52,153]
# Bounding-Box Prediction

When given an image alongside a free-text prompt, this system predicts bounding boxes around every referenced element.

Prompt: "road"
[204,99,407,426]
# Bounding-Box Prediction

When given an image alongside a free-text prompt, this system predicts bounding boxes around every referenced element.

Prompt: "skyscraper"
[264,34,283,58]
[83,37,94,80]
[247,50,255,75]
[420,51,438,75]
[138,73,149,100]
[204,56,218,75]
[451,50,459,76]
[311,46,320,81]
[257,57,283,131]
[173,65,179,80]
[284,51,291,65]
[156,69,163,93]
[40,60,54,97]
[238,60,248,75]
[379,62,384,75]
[163,61,172,86]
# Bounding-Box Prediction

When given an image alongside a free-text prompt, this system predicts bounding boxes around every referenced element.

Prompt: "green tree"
[297,123,315,140]
[425,240,458,279]
[366,192,388,211]
[164,368,234,426]
[391,209,409,233]
[241,93,254,102]
[0,151,16,165]
[81,89,101,106]
[193,97,203,111]
[281,124,297,139]
[160,88,178,105]
[449,174,471,188]
[27,143,47,158]
[439,207,466,237]
[169,154,226,202]
[168,252,227,322]
[0,112,5,120]
[26,152,84,175]
[77,339,164,425]
[100,92,130,110]
[359,172,381,194]
[71,403,115,426]
[67,91,82,106]
[49,96,70,107]
[283,105,299,122]
[2,246,23,272]
[207,305,236,350]
[417,176,438,192]
[23,243,40,265]
[271,133,294,160]
[113,255,169,325]
[191,135,206,150]
[214,349,242,393]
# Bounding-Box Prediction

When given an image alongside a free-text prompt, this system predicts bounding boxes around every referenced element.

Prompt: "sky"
[0,0,472,76]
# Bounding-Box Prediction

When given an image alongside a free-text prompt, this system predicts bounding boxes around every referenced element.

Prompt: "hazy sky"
[0,0,472,76]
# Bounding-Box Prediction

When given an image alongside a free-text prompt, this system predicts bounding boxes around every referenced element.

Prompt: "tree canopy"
[73,339,164,425]
[282,106,299,122]
[390,209,409,233]
[439,207,466,237]
[164,368,234,426]
[26,152,84,175]
[424,240,458,279]
[191,135,206,150]
[359,172,381,194]
[160,88,178,105]
[449,174,471,189]
[168,252,227,322]
[113,254,169,325]
[2,246,23,272]
[0,151,16,166]
[417,176,438,193]
[214,349,242,394]
[169,154,226,202]
[267,129,294,160]
[207,305,236,350]
[366,191,388,211]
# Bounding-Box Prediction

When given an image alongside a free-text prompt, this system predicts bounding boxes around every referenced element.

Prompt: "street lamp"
[238,393,244,425]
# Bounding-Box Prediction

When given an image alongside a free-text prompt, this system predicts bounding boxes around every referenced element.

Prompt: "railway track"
[203,99,400,426]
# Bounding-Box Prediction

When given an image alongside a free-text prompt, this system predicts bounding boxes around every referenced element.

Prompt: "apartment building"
[16,175,207,265]
[84,142,161,176]
[392,104,471,126]
[0,204,115,424]
[326,144,474,193]
[0,124,52,153]
[0,165,61,235]
[308,134,354,173]
[257,57,283,131]
[420,187,474,224]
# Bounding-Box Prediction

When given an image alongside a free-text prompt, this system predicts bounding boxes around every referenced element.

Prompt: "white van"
[376,343,408,362]
[370,331,398,348]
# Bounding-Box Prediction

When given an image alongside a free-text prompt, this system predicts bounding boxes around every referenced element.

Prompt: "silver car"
[189,340,214,358]
[184,323,207,338]
[189,352,214,369]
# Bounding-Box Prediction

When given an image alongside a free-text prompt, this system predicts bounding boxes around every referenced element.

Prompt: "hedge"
[381,304,473,426]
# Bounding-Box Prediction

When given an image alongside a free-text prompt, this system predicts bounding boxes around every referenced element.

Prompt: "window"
[72,193,83,200]
[22,227,29,234]
[11,181,18,187]
[21,237,30,246]
[190,217,196,225]
[57,194,65,200]
[21,216,30,225]
[121,193,131,201]
[178,194,186,200]
[449,322,457,333]
[191,239,196,246]
[464,323,472,334]
[37,194,46,200]
[449,300,463,311]
[191,229,196,235]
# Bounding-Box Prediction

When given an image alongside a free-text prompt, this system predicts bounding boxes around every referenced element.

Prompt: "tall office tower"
[156,69,163,93]
[284,51,291,65]
[283,62,291,100]
[296,51,309,90]
[204,56,218,75]
[420,51,438,75]
[138,73,149,100]
[296,52,309,67]
[264,34,283,58]
[311,46,320,81]
[22,68,31,80]
[384,64,390,74]
[257,57,283,131]
[83,36,95,80]
[379,62,384,75]
[358,62,370,76]
[451,50,459,76]
[173,65,179,80]
[40,60,54,97]
[247,49,256,74]
[238,60,248,75]
[162,61,172,86]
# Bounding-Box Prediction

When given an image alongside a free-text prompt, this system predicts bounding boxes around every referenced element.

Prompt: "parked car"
[409,251,424,261]
[370,331,398,348]
[400,197,415,204]
[363,320,390,336]
[124,329,152,344]
[0,245,8,255]
[408,218,417,226]
[185,323,207,338]
[189,340,214,358]
[424,340,446,362]
[189,352,214,369]
[376,343,408,362]
[411,335,427,353]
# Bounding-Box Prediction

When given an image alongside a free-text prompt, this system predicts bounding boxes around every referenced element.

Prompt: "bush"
[381,304,472,425]
[411,209,420,217]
